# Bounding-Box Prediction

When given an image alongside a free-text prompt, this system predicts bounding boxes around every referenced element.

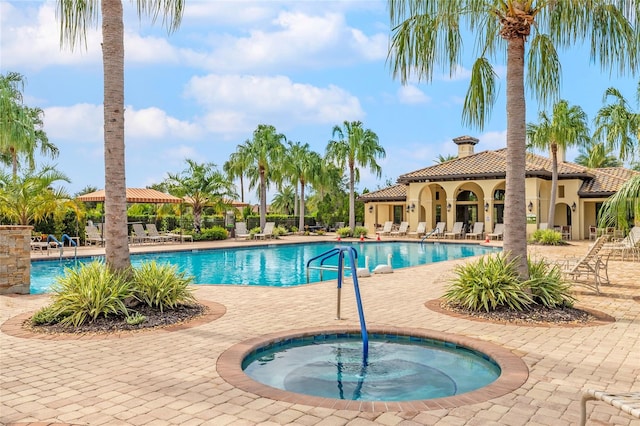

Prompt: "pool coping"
[217,325,529,412]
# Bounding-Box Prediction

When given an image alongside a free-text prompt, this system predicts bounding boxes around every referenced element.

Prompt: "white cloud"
[184,74,364,133]
[43,104,103,143]
[126,107,202,140]
[397,85,431,104]
[478,130,507,151]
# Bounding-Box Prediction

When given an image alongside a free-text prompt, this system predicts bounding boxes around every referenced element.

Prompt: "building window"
[435,205,442,223]
[558,185,565,198]
[435,191,440,200]
[493,189,505,201]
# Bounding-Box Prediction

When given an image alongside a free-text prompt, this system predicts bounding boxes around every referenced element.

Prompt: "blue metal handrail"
[420,227,440,246]
[336,247,369,360]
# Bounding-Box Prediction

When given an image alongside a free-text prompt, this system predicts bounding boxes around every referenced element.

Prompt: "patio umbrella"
[76,188,182,204]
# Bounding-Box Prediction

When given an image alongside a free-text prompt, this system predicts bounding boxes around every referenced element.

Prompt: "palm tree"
[0,165,71,226]
[434,154,457,163]
[165,159,237,233]
[598,175,640,230]
[326,121,385,230]
[388,1,638,277]
[527,100,590,228]
[0,73,56,178]
[243,124,286,229]
[593,82,640,162]
[270,185,296,215]
[284,141,322,231]
[223,146,249,204]
[574,142,622,168]
[56,0,185,273]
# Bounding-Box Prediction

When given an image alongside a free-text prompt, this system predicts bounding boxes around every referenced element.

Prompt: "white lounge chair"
[131,223,153,244]
[378,221,393,236]
[408,222,427,238]
[445,222,464,239]
[390,221,409,236]
[255,222,275,240]
[561,235,610,294]
[85,225,105,246]
[603,226,640,261]
[487,223,505,240]
[235,222,252,240]
[145,223,173,243]
[466,222,484,239]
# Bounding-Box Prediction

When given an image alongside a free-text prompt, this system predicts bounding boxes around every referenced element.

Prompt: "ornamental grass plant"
[132,261,196,312]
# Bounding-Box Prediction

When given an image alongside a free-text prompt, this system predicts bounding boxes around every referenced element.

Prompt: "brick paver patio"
[1,236,638,425]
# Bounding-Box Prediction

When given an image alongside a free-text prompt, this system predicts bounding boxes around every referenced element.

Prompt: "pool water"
[30,241,497,294]
[242,333,501,401]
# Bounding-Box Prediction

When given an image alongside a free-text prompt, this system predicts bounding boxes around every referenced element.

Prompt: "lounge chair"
[561,225,571,240]
[589,225,597,241]
[427,222,446,239]
[486,223,505,240]
[466,222,484,239]
[131,223,153,244]
[378,221,393,236]
[407,222,427,238]
[85,225,105,246]
[580,389,640,426]
[145,223,173,243]
[235,222,252,240]
[255,222,275,240]
[561,235,610,294]
[603,226,640,261]
[444,222,464,239]
[390,221,409,237]
[166,231,193,243]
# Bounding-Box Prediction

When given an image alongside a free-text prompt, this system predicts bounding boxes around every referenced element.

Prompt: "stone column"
[0,225,31,294]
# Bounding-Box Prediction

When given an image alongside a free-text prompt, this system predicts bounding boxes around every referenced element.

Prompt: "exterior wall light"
[410,203,415,212]
[447,203,452,212]
[484,202,489,212]
[368,205,373,213]
[528,201,533,212]
[571,202,576,212]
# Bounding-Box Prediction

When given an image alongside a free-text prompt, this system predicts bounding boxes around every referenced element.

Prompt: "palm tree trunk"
[349,162,355,230]
[299,181,305,232]
[547,143,558,229]
[239,175,244,203]
[259,169,267,229]
[504,36,529,278]
[102,0,130,272]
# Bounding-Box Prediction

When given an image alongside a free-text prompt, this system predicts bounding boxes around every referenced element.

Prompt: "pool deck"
[2,235,639,425]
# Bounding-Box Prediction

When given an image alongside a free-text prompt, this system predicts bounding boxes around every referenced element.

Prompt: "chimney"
[453,135,479,158]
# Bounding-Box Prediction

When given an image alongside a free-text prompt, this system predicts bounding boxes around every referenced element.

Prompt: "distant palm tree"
[326,121,385,230]
[388,1,638,277]
[598,175,640,230]
[284,141,322,231]
[434,154,457,164]
[594,83,640,162]
[223,147,249,204]
[243,124,286,229]
[527,100,590,228]
[574,142,622,169]
[165,159,237,233]
[56,0,185,273]
[0,73,57,177]
[0,165,71,225]
[271,185,296,215]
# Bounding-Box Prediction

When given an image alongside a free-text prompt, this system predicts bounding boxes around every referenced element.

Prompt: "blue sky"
[1,1,638,204]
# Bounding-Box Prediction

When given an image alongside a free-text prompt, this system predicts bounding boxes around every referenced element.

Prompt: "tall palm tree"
[0,73,56,178]
[284,141,322,231]
[56,0,184,273]
[574,142,622,169]
[527,100,590,228]
[223,146,249,204]
[594,82,640,162]
[243,124,286,229]
[326,121,385,230]
[165,159,237,233]
[388,1,638,277]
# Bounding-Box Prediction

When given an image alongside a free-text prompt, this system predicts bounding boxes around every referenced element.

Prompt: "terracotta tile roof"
[579,167,640,197]
[397,149,592,182]
[358,184,407,202]
[361,149,636,202]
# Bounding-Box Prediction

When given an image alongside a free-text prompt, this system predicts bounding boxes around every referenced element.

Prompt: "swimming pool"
[30,241,498,294]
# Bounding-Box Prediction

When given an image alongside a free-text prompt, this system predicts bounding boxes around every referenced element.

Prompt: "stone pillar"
[0,225,31,294]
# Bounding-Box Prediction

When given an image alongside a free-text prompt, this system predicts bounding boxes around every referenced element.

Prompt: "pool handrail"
[420,227,441,246]
[305,247,358,283]
[336,247,369,360]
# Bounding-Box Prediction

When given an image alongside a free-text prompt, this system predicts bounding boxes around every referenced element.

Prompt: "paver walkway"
[2,237,639,425]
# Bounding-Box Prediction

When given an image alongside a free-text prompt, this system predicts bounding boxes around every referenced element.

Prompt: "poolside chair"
[444,222,464,239]
[603,226,640,261]
[166,231,193,243]
[85,225,105,246]
[255,222,275,240]
[131,223,153,244]
[465,222,484,239]
[390,221,409,237]
[145,223,173,243]
[580,389,640,426]
[486,223,505,240]
[589,225,597,241]
[561,225,571,240]
[407,222,427,238]
[427,222,446,239]
[235,222,252,240]
[561,235,610,294]
[378,221,393,236]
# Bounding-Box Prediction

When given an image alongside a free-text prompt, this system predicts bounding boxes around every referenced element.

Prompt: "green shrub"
[132,261,196,312]
[31,304,69,325]
[337,226,352,237]
[273,225,288,237]
[530,229,564,245]
[249,226,261,237]
[354,226,368,237]
[194,226,228,241]
[47,261,133,327]
[525,258,575,308]
[126,312,147,325]
[444,253,533,312]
